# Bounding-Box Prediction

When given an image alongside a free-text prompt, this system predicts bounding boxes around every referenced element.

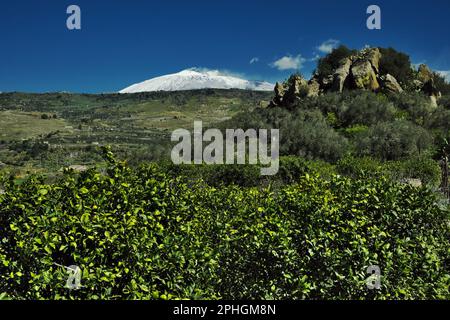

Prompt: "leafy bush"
[355,120,434,160]
[337,155,441,188]
[279,110,349,161]
[336,156,386,178]
[438,95,450,109]
[388,155,441,188]
[337,91,396,127]
[0,150,449,300]
[223,108,349,162]
[388,92,435,125]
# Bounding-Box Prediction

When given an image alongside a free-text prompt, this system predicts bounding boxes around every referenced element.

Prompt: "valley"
[0,90,272,175]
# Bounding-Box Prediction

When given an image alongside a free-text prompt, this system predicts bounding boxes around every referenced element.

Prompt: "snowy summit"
[119,68,274,93]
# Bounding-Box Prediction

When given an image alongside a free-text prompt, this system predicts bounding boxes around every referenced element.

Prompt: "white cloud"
[271,54,306,71]
[309,54,321,62]
[437,70,450,82]
[317,39,340,54]
[249,57,259,64]
[188,67,245,79]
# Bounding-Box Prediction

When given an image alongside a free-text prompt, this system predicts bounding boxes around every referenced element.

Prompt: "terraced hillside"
[0,90,272,175]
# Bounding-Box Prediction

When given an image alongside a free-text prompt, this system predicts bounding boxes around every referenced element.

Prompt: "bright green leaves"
[0,159,449,300]
[79,187,89,195]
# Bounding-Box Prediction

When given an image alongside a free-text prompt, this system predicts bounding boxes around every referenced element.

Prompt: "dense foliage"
[225,90,446,170]
[1,150,449,300]
[379,48,415,86]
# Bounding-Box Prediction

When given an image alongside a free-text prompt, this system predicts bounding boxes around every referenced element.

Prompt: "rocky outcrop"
[269,74,314,109]
[269,47,443,109]
[316,47,383,93]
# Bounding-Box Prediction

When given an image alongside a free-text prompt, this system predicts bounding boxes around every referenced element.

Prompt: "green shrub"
[387,155,441,188]
[337,155,441,188]
[355,120,433,160]
[0,151,449,300]
[337,91,396,127]
[336,156,386,178]
[279,110,349,162]
[437,95,450,109]
[388,92,435,125]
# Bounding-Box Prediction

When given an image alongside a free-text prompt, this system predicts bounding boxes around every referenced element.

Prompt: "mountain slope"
[120,69,274,93]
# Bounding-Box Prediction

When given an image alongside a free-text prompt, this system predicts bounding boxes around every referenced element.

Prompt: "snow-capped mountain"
[119,69,274,93]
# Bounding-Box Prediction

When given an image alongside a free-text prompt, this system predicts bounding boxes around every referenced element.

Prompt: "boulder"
[381,74,403,93]
[351,59,380,91]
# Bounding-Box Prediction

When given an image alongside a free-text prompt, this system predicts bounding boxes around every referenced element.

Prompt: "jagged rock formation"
[269,74,310,109]
[270,48,442,109]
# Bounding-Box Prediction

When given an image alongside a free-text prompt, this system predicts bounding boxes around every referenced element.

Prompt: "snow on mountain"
[119,69,274,93]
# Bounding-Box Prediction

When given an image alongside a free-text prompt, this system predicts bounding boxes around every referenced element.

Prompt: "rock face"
[366,47,381,73]
[332,57,352,92]
[351,59,380,90]
[269,47,442,109]
[350,48,381,91]
[381,74,403,93]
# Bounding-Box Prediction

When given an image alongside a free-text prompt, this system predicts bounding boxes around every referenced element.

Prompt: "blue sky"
[0,0,449,93]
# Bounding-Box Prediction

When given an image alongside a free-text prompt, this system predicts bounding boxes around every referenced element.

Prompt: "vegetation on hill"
[1,45,450,300]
